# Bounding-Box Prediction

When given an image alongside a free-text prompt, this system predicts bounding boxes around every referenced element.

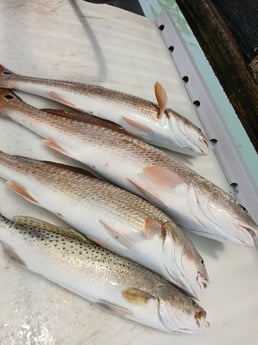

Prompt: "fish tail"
[0,64,16,89]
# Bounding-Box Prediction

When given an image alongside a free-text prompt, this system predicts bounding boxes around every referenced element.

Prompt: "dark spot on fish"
[240,204,247,212]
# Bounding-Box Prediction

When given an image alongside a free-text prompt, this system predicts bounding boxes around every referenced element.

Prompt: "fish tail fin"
[0,64,16,88]
[0,88,21,111]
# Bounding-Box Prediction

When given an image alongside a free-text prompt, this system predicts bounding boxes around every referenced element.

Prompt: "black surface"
[211,0,258,62]
[85,0,144,15]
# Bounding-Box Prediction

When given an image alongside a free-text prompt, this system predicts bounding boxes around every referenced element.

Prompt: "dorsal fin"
[154,82,168,119]
[12,216,89,243]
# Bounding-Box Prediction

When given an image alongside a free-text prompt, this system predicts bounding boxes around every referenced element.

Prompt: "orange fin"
[3,243,27,267]
[43,138,74,159]
[144,217,162,239]
[48,91,78,109]
[100,220,134,249]
[122,288,153,305]
[97,300,132,317]
[154,82,168,119]
[128,178,164,206]
[7,180,38,204]
[121,116,152,132]
[143,166,184,190]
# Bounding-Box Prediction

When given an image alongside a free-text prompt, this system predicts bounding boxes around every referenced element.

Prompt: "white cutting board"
[0,1,257,344]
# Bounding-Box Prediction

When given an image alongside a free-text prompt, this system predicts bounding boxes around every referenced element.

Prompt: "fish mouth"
[237,221,257,246]
[188,135,208,156]
[195,310,210,328]
[199,136,209,155]
[196,271,209,293]
[157,298,209,334]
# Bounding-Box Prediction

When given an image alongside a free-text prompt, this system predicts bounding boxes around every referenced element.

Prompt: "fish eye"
[200,258,204,264]
[240,204,247,212]
[4,94,14,100]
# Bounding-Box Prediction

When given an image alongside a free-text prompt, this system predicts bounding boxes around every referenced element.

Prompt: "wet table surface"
[0,1,257,344]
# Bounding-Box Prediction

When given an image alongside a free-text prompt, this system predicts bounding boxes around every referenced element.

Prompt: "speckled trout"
[0,151,208,299]
[0,214,209,334]
[0,64,208,156]
[0,90,256,246]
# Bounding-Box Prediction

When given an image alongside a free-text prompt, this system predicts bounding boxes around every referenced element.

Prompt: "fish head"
[164,222,209,299]
[191,185,258,246]
[158,292,209,334]
[164,108,208,156]
[180,236,209,299]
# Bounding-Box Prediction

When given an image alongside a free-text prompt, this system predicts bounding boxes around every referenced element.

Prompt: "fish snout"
[197,271,209,292]
[194,308,210,328]
[199,135,209,155]
[158,297,209,334]
[237,220,258,246]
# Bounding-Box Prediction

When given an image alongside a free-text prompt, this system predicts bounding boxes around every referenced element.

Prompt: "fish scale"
[0,213,208,333]
[0,90,256,246]
[0,64,209,155]
[0,150,208,300]
[9,159,166,229]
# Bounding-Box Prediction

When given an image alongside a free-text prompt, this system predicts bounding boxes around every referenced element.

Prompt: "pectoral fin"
[154,82,168,119]
[144,217,162,239]
[128,177,164,205]
[142,166,184,190]
[121,116,152,132]
[6,180,38,204]
[12,216,88,243]
[100,220,135,249]
[122,288,153,305]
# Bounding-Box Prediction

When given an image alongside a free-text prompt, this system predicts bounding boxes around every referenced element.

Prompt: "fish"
[0,64,208,156]
[0,151,208,299]
[0,90,256,246]
[0,213,209,334]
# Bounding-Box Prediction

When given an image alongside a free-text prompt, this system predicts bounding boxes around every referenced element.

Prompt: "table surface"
[0,1,257,344]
